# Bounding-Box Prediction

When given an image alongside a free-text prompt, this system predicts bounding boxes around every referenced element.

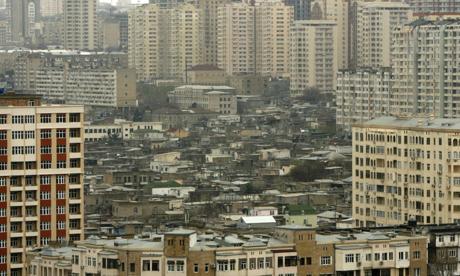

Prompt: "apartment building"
[405,0,460,14]
[353,116,460,227]
[128,3,201,82]
[284,0,311,20]
[217,2,256,76]
[391,19,460,118]
[196,0,231,66]
[310,0,349,70]
[14,51,136,108]
[254,0,293,78]
[350,1,412,69]
[168,85,237,115]
[26,226,428,276]
[64,0,98,50]
[289,20,338,96]
[0,93,84,276]
[217,0,292,78]
[40,0,63,17]
[336,68,392,134]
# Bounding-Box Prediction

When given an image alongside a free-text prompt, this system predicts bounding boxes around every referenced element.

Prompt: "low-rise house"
[237,216,277,229]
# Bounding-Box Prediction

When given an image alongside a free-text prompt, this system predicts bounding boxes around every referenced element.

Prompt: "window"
[239,259,246,270]
[57,161,66,169]
[413,251,420,260]
[57,175,65,184]
[57,129,66,138]
[152,260,159,271]
[56,114,66,123]
[40,129,51,139]
[40,207,50,215]
[70,113,80,123]
[0,225,5,232]
[70,158,80,168]
[177,260,184,271]
[57,206,65,214]
[40,192,50,200]
[0,163,6,170]
[0,240,5,248]
[449,249,457,257]
[41,146,51,154]
[193,263,199,273]
[12,115,23,124]
[40,114,51,123]
[57,191,65,199]
[70,128,80,138]
[57,145,66,153]
[40,161,51,169]
[0,209,5,217]
[0,131,5,140]
[40,176,51,185]
[345,254,354,263]
[0,115,6,124]
[72,255,79,265]
[143,260,151,271]
[414,268,421,276]
[168,261,175,271]
[320,256,331,266]
[40,222,50,230]
[0,148,6,155]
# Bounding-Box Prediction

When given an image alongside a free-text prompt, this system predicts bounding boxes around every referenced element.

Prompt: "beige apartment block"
[336,68,392,133]
[217,0,292,78]
[254,0,293,78]
[217,2,256,76]
[310,0,349,70]
[391,19,460,118]
[0,93,84,276]
[64,0,98,50]
[353,116,460,227]
[128,3,201,82]
[351,1,412,69]
[196,0,231,66]
[289,20,338,96]
[41,0,63,17]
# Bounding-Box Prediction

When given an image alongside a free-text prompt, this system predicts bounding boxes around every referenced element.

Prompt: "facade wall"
[353,117,460,227]
[392,20,460,118]
[336,68,392,134]
[64,0,97,50]
[290,20,337,95]
[0,101,84,276]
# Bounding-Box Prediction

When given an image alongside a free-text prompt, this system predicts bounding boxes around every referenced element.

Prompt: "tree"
[289,161,327,182]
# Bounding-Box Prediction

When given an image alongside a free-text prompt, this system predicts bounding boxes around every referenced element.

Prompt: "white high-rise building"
[128,3,201,81]
[336,68,391,133]
[350,1,412,69]
[217,0,293,77]
[41,0,63,17]
[310,0,349,70]
[255,0,293,78]
[289,20,337,96]
[196,0,231,66]
[391,19,460,118]
[217,2,256,76]
[64,0,98,50]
